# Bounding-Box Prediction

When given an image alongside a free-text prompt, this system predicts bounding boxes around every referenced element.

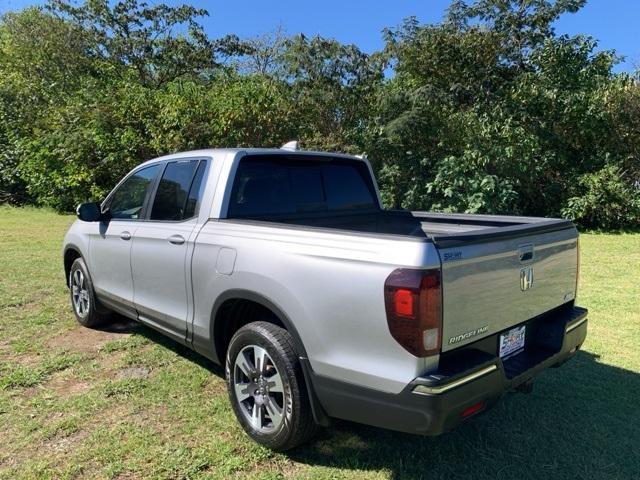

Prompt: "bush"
[562,165,640,230]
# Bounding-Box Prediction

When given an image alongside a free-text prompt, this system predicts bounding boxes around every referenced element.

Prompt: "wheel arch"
[63,244,84,287]
[210,289,308,363]
[210,289,331,427]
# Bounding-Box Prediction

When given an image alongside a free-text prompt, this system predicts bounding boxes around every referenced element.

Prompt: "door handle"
[120,231,131,241]
[168,234,185,245]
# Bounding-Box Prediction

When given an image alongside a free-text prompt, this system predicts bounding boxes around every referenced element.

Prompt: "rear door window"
[150,160,205,221]
[183,160,207,219]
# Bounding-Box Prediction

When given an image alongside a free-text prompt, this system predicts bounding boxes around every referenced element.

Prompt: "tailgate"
[435,224,578,352]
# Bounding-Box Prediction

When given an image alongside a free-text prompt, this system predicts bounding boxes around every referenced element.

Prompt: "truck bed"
[239,209,574,245]
[231,209,579,352]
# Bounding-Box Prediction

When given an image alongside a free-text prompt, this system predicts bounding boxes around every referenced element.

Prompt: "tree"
[446,0,587,66]
[283,34,383,152]
[0,7,97,204]
[46,0,216,86]
[217,27,289,76]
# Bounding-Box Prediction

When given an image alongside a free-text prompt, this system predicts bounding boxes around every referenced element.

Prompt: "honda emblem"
[520,266,534,291]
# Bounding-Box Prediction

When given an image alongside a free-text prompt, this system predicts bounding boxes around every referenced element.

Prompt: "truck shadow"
[289,350,640,479]
[100,317,225,376]
[118,320,639,479]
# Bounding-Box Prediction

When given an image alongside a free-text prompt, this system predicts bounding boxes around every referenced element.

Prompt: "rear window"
[228,156,379,218]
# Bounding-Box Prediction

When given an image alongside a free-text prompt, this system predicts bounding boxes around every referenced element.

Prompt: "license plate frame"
[499,325,526,358]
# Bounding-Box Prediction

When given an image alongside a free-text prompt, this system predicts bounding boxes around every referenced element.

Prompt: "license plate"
[499,325,526,358]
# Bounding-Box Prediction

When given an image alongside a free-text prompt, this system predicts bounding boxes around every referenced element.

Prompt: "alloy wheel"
[233,344,285,432]
[71,269,90,317]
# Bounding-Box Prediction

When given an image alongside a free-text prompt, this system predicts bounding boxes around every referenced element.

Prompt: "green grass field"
[0,206,638,479]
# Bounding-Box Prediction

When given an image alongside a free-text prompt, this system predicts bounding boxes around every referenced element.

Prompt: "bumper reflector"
[461,401,485,418]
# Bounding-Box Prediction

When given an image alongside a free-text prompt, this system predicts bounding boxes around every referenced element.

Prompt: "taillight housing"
[575,236,580,301]
[384,268,442,357]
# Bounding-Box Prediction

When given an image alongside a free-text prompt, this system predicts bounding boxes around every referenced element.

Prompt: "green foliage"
[447,0,587,64]
[562,165,640,230]
[46,0,215,86]
[283,34,383,152]
[0,0,639,229]
[372,1,639,226]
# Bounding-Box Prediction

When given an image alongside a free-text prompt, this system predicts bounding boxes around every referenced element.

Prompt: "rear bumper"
[310,305,588,435]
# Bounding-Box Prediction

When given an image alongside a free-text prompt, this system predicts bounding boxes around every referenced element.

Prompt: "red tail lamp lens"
[394,289,414,317]
[384,268,442,357]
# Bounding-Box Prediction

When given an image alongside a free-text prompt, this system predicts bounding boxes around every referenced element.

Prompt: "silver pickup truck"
[63,147,588,450]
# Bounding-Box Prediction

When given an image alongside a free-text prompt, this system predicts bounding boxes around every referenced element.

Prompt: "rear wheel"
[226,321,318,451]
[69,257,111,327]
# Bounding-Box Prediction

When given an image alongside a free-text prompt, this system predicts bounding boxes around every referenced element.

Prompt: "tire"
[68,257,111,328]
[225,321,319,451]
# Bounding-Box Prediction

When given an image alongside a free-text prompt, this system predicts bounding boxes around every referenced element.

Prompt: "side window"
[184,161,207,219]
[109,164,161,220]
[150,160,204,221]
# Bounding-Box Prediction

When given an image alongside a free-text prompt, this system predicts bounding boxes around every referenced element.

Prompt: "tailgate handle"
[519,251,533,262]
[518,244,534,263]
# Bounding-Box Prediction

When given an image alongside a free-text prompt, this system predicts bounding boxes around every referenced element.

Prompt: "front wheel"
[69,257,111,327]
[225,321,318,451]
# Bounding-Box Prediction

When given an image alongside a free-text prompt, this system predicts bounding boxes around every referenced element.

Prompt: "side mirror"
[76,202,103,222]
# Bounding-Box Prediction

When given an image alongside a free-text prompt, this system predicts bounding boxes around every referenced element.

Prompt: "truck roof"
[141,148,365,166]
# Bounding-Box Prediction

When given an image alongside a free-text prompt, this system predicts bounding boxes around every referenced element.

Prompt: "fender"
[208,288,331,426]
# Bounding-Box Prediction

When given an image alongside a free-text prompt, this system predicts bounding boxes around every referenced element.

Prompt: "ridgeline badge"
[448,325,489,345]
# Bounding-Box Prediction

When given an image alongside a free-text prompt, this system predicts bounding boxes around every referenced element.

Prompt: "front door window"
[108,164,161,219]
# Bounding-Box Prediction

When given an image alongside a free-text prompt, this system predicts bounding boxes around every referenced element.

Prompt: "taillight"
[384,268,442,357]
[575,236,580,301]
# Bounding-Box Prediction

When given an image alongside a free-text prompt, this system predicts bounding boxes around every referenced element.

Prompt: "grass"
[0,205,639,479]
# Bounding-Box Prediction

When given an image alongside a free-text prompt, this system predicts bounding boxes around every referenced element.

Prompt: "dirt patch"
[2,299,38,310]
[46,372,91,397]
[112,472,144,480]
[0,350,44,367]
[117,366,150,380]
[130,404,171,431]
[2,289,57,316]
[47,319,138,354]
[46,429,89,454]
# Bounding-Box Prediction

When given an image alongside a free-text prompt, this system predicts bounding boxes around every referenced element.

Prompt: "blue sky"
[0,0,637,72]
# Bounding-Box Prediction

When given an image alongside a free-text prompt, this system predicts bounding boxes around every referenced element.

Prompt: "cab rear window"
[228,156,379,218]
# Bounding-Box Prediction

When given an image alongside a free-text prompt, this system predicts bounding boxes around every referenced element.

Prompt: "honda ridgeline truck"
[63,147,588,450]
